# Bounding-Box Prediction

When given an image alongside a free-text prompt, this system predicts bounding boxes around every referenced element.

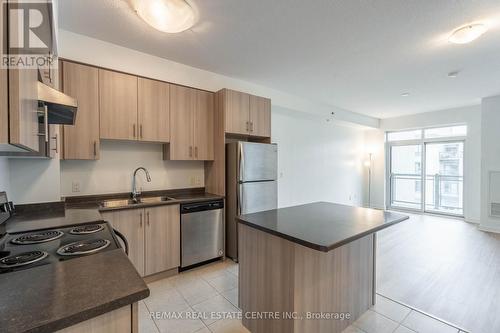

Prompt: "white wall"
[61,141,204,197]
[272,106,366,208]
[0,157,10,194]
[479,95,500,232]
[370,105,482,222]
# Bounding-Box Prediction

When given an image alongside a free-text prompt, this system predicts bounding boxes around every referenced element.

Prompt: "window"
[424,125,467,139]
[387,129,422,142]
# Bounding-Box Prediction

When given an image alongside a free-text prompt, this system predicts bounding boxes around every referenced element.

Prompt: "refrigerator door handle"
[238,142,244,183]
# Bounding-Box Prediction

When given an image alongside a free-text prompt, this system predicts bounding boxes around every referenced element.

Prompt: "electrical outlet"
[72,181,80,193]
[189,176,196,186]
[195,176,201,186]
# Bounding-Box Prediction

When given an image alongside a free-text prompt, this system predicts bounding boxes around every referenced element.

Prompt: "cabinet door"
[102,209,145,277]
[249,95,271,137]
[144,205,180,275]
[193,90,214,160]
[8,68,40,152]
[0,69,8,144]
[224,89,249,135]
[99,69,138,141]
[62,62,100,159]
[169,84,194,160]
[138,78,170,142]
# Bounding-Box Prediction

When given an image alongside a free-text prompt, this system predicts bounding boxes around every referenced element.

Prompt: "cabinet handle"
[44,105,49,142]
[250,122,254,132]
[140,124,143,139]
[51,134,58,154]
[147,211,150,226]
[133,124,136,138]
[139,212,143,228]
[194,146,198,158]
[246,121,249,132]
[93,141,97,157]
[189,146,193,157]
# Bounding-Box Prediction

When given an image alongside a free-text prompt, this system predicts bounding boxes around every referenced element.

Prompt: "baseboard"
[464,218,480,224]
[477,225,500,234]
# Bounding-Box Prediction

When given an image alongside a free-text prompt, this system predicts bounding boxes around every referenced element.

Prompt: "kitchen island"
[237,202,409,333]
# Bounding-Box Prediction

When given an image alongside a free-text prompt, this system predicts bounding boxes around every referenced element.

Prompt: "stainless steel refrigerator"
[226,142,278,260]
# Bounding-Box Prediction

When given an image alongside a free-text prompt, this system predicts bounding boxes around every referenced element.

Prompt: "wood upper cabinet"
[7,68,40,152]
[249,95,271,137]
[168,84,195,160]
[61,61,100,160]
[224,89,250,135]
[221,89,271,138]
[193,90,214,160]
[99,69,138,141]
[167,85,214,161]
[138,78,170,142]
[102,209,145,277]
[144,205,180,276]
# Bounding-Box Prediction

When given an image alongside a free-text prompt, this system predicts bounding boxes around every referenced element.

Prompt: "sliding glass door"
[387,126,465,217]
[424,141,464,215]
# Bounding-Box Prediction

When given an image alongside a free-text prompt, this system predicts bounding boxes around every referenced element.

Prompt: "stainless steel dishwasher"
[181,200,224,268]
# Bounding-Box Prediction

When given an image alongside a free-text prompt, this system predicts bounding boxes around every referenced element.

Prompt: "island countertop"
[236,202,409,252]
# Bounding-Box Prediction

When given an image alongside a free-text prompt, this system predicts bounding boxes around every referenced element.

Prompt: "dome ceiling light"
[129,0,195,33]
[449,23,488,44]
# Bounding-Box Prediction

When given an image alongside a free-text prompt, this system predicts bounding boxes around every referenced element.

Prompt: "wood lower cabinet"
[99,69,138,141]
[102,204,180,277]
[61,61,100,159]
[249,95,271,137]
[102,209,145,276]
[138,78,170,142]
[166,85,214,161]
[144,205,180,276]
[57,304,137,333]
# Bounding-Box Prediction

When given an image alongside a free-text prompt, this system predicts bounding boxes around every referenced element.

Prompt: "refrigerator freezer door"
[239,142,277,182]
[239,181,278,214]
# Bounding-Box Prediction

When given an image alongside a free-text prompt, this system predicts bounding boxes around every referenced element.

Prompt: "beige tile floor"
[138,260,467,333]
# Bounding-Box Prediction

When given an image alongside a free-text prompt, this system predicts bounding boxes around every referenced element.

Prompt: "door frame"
[386,135,466,218]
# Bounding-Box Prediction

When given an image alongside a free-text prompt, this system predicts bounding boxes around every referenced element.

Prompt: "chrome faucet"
[132,167,151,202]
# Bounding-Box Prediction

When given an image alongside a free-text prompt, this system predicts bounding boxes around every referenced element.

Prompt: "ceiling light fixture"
[448,71,460,78]
[401,92,410,97]
[129,0,195,33]
[449,23,488,44]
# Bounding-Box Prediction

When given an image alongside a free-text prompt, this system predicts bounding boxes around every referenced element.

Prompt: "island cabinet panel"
[239,223,374,333]
[165,85,214,161]
[223,89,250,135]
[249,95,271,137]
[99,69,138,141]
[61,61,100,160]
[193,89,214,160]
[138,78,170,143]
[144,205,180,276]
[102,209,145,277]
[56,304,136,333]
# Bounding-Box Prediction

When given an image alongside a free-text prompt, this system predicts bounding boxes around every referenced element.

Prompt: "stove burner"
[11,230,64,245]
[0,251,48,268]
[69,224,104,235]
[57,239,110,256]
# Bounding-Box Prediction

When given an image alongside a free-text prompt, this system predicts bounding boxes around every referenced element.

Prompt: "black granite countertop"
[65,187,224,212]
[237,202,409,252]
[0,249,149,333]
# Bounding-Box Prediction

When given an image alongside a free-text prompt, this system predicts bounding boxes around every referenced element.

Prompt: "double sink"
[100,196,176,209]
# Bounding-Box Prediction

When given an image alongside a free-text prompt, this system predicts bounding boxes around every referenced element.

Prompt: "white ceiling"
[58,0,500,119]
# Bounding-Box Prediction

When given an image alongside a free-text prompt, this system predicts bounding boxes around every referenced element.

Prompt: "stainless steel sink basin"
[139,196,175,204]
[100,196,175,208]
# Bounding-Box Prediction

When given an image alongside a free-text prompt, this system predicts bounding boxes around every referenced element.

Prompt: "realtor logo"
[1,0,55,69]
